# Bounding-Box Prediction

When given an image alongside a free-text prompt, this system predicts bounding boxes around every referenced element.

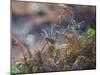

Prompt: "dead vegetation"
[11,23,96,73]
[11,1,96,74]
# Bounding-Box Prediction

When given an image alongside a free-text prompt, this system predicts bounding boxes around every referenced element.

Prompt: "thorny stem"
[22,53,27,65]
[41,39,48,52]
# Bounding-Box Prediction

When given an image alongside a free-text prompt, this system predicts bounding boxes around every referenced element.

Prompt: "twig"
[12,36,32,58]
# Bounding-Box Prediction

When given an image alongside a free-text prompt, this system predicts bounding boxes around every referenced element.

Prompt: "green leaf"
[11,65,19,73]
[53,48,60,57]
[87,28,95,37]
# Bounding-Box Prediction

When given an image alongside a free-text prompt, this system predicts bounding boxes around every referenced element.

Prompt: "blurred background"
[11,1,96,64]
